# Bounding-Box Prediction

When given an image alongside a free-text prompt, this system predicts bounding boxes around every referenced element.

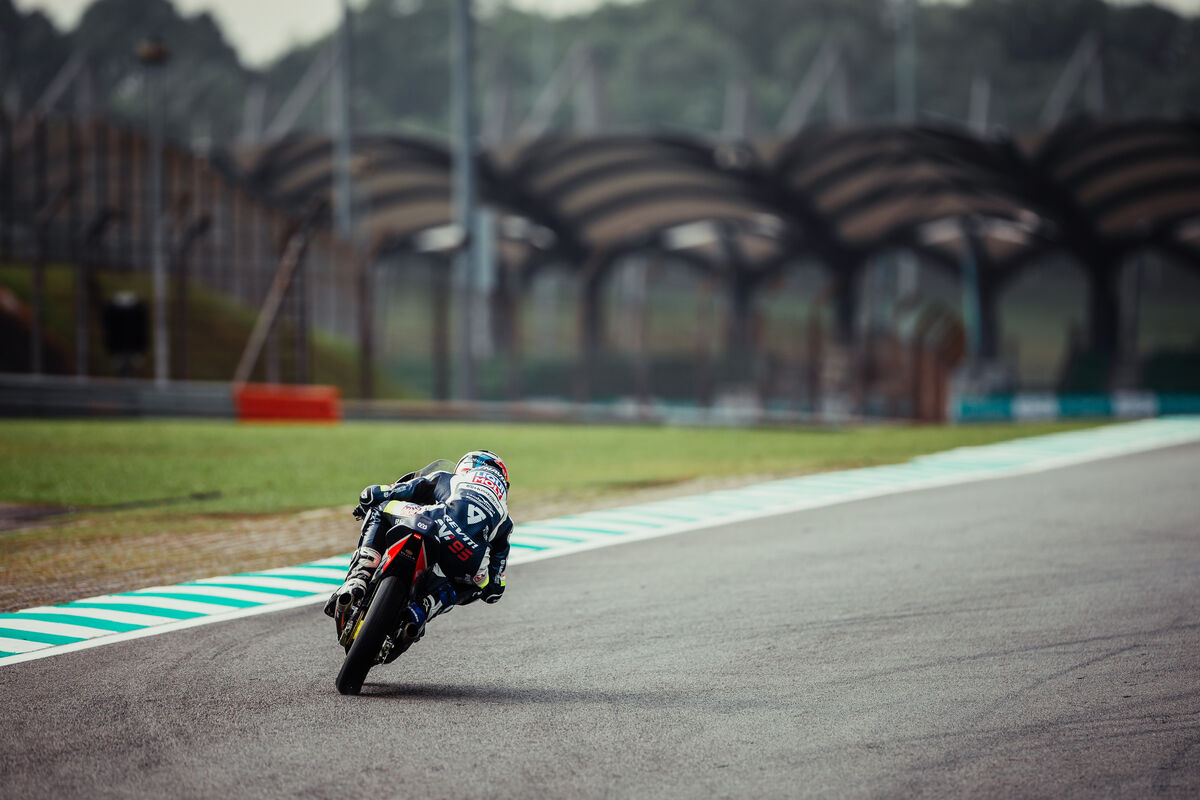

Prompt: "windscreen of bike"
[394,458,455,485]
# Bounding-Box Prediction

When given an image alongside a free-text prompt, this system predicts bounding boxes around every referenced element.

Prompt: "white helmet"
[454,450,509,488]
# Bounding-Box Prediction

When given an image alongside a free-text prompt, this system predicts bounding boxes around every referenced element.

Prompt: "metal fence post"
[31,117,47,376]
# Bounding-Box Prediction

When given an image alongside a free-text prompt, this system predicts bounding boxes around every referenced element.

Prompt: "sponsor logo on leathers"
[469,468,506,501]
[451,472,506,517]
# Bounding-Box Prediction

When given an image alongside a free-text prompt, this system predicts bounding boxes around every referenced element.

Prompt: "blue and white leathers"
[370,466,512,596]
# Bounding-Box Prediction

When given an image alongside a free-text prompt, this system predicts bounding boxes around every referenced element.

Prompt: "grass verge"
[0,418,1102,611]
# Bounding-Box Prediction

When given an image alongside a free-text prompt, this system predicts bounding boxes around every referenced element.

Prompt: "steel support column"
[576,271,604,403]
[31,118,47,376]
[451,0,479,401]
[832,266,860,347]
[432,260,451,401]
[1087,263,1121,361]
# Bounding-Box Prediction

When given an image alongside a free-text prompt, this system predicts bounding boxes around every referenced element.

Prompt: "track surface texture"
[2,444,1199,799]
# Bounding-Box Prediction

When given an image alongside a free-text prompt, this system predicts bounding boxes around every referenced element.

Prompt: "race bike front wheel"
[335,574,407,695]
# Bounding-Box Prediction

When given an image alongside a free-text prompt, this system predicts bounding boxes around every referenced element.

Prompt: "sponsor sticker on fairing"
[382,500,424,517]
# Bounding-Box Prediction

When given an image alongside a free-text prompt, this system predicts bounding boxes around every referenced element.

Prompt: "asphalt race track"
[2,444,1198,799]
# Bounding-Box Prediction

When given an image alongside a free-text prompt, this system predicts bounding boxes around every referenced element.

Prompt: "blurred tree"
[963,0,1109,60]
[1,0,1197,143]
[73,0,248,141]
[0,0,73,114]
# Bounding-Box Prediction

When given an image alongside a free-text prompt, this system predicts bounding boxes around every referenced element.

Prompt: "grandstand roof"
[483,133,793,280]
[233,118,1200,281]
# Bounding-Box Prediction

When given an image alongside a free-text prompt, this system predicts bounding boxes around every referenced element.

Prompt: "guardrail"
[10,375,1194,425]
[0,374,839,425]
[0,374,234,417]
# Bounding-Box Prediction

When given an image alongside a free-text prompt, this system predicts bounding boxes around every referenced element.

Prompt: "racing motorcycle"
[333,459,452,695]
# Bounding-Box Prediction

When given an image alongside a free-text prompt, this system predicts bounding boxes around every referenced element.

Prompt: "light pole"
[330,1,371,398]
[890,0,918,318]
[451,0,478,401]
[892,0,917,123]
[333,0,354,240]
[137,37,170,387]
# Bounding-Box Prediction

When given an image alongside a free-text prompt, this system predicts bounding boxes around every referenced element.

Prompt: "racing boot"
[323,546,381,617]
[401,579,459,640]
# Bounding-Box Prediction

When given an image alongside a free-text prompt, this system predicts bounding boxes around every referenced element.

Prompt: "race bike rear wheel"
[335,574,407,695]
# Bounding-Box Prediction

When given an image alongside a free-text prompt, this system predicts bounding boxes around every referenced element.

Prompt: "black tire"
[335,574,407,695]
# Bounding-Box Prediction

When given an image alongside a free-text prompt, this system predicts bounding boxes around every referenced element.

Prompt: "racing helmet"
[455,450,509,488]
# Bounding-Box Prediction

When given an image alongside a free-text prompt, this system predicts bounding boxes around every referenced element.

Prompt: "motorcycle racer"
[324,450,512,639]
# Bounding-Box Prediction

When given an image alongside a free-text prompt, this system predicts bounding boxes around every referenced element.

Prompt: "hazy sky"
[14,0,1200,68]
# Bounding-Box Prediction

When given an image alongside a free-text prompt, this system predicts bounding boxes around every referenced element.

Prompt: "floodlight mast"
[893,0,917,123]
[333,0,355,242]
[331,0,371,399]
[137,38,170,387]
[451,0,478,401]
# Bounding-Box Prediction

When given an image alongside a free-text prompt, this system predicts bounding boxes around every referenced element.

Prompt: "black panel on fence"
[102,292,149,356]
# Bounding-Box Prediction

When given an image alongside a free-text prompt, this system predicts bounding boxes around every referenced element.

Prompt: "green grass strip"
[0,612,141,632]
[0,419,1104,514]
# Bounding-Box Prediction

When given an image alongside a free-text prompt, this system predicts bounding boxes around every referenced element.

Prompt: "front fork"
[334,508,388,647]
[336,533,426,657]
[335,586,374,650]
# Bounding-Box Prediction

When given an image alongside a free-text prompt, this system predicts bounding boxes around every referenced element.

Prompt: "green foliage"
[965,0,1108,60]
[0,1,72,112]
[0,264,400,397]
[1,0,249,140]
[4,0,1198,141]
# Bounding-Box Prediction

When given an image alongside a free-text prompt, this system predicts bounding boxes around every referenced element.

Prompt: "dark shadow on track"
[354,681,779,713]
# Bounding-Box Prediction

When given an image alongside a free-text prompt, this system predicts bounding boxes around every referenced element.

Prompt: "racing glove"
[479,570,506,604]
[358,484,389,507]
[353,481,416,519]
